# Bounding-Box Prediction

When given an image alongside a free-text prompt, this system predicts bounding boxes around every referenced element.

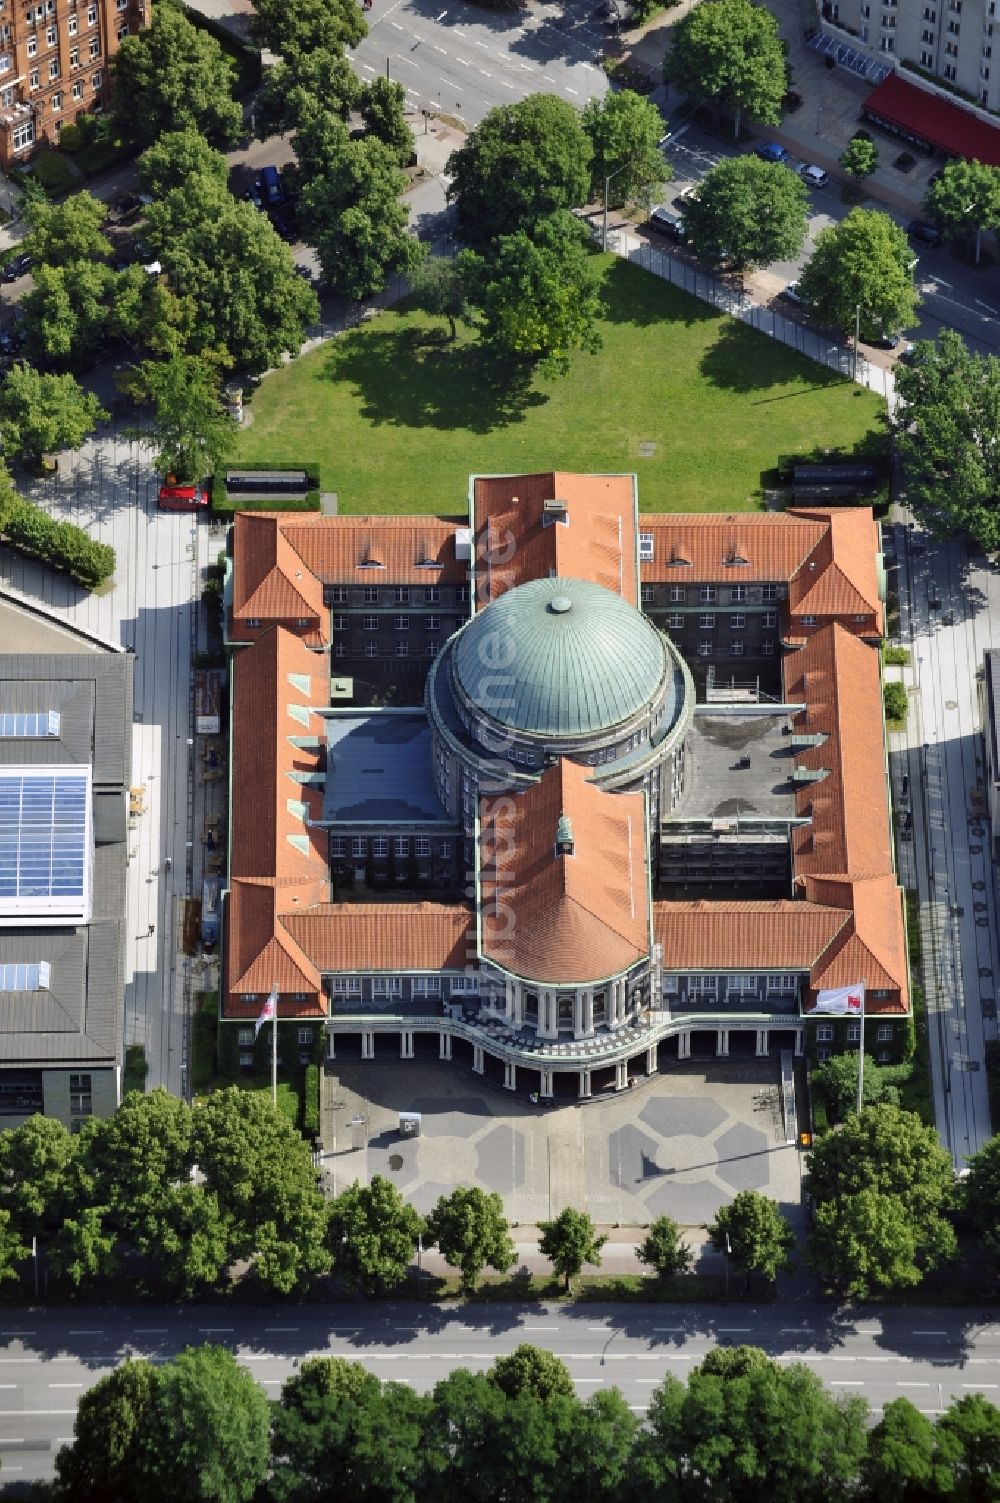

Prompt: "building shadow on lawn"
[699,317,857,395]
[320,322,549,433]
[599,255,721,331]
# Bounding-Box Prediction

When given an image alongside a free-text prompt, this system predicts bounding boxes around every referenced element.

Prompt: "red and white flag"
[813,984,865,1015]
[254,985,278,1039]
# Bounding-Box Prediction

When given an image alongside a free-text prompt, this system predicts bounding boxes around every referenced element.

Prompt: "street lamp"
[853,302,862,382]
[962,202,983,265]
[603,134,671,252]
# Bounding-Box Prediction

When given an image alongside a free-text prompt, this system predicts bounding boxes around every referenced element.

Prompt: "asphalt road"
[1,1302,998,1487]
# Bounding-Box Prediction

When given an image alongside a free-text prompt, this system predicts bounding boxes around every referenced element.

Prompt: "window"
[298,1026,313,1045]
[364,614,378,631]
[394,836,409,857]
[27,34,37,55]
[817,1046,832,1062]
[363,586,379,604]
[699,585,717,602]
[668,613,683,629]
[639,533,654,561]
[240,1051,254,1068]
[766,974,796,992]
[877,1049,892,1064]
[730,641,744,656]
[762,611,776,628]
[816,1023,834,1042]
[29,67,40,90]
[394,615,409,630]
[438,840,450,858]
[331,586,348,603]
[87,1,97,20]
[395,586,409,604]
[727,974,756,993]
[331,976,362,995]
[524,991,539,1022]
[761,584,777,602]
[669,586,685,602]
[12,118,33,148]
[331,837,347,857]
[944,60,957,75]
[641,585,655,605]
[800,614,817,625]
[351,836,366,858]
[846,1022,861,1042]
[68,13,77,31]
[426,639,438,657]
[89,34,100,56]
[90,68,100,87]
[730,612,745,629]
[698,641,712,656]
[395,642,408,658]
[372,837,389,858]
[45,22,55,42]
[698,612,714,629]
[334,643,347,659]
[412,976,441,994]
[921,45,934,61]
[72,78,83,98]
[238,1026,253,1045]
[372,977,402,996]
[425,586,439,603]
[69,1073,92,1118]
[448,973,479,993]
[852,613,869,623]
[762,640,774,656]
[426,614,440,631]
[49,58,60,78]
[876,1024,893,1042]
[880,33,895,48]
[415,836,431,857]
[730,585,747,602]
[50,90,61,109]
[333,615,348,632]
[69,45,79,66]
[0,58,10,76]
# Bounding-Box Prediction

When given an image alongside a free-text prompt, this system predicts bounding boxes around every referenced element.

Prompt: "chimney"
[555,812,574,858]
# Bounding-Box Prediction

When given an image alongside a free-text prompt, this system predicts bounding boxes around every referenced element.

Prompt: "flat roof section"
[863,71,1000,167]
[673,713,799,823]
[323,711,451,825]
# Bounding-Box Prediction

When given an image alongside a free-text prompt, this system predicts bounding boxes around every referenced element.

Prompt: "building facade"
[0,0,147,170]
[222,474,909,1099]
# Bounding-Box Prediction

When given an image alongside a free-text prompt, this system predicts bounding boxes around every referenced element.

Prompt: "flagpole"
[856,978,867,1115]
[272,983,278,1108]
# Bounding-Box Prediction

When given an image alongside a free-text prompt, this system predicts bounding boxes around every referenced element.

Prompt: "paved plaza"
[323,1058,803,1229]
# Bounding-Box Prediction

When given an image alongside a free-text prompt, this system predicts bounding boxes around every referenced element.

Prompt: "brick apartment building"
[0,0,147,169]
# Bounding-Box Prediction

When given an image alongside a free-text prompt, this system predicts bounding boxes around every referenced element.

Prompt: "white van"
[800,164,829,188]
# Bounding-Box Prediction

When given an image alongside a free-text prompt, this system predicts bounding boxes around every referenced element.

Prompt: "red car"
[158,481,210,511]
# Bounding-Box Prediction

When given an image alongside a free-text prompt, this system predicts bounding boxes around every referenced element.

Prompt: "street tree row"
[43,1340,1000,1503]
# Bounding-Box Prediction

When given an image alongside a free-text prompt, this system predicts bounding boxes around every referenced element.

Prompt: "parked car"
[0,329,18,355]
[259,165,284,208]
[783,280,803,304]
[649,205,685,240]
[755,142,789,163]
[158,481,210,511]
[1,252,32,283]
[907,219,943,247]
[799,164,828,188]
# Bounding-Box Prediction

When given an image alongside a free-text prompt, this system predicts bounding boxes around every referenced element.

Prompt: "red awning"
[863,71,1000,166]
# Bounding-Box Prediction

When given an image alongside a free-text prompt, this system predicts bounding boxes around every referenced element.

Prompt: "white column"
[505,977,515,1022]
[540,990,557,1040]
[615,1060,629,1091]
[540,1068,553,1098]
[794,1028,804,1057]
[716,1029,729,1058]
[756,1028,769,1058]
[578,1068,592,1099]
[583,990,594,1035]
[473,1044,485,1074]
[677,1031,691,1060]
[573,991,584,1038]
[503,1061,517,1091]
[361,1031,375,1060]
[646,1043,657,1074]
[401,1031,414,1059]
[439,1032,452,1060]
[511,983,523,1028]
[327,1032,336,1060]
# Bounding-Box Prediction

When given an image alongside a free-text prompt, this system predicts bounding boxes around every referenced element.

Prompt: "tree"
[23,190,111,268]
[893,328,1000,549]
[0,1209,27,1285]
[447,94,592,247]
[805,1103,958,1296]
[841,134,879,182]
[924,158,1000,264]
[489,1345,575,1401]
[964,1133,1000,1265]
[797,208,920,343]
[48,1205,118,1287]
[538,1206,606,1290]
[147,197,319,373]
[253,49,360,142]
[138,129,229,201]
[270,1358,430,1503]
[424,1186,516,1292]
[328,1174,424,1296]
[135,1345,270,1503]
[862,1397,944,1503]
[360,77,415,167]
[934,1392,1000,1496]
[83,1088,194,1217]
[636,1214,694,1281]
[111,0,243,148]
[124,355,236,482]
[252,0,365,58]
[665,0,787,138]
[636,1350,869,1503]
[708,1190,794,1285]
[298,136,422,302]
[409,256,469,341]
[811,1051,900,1122]
[582,89,669,209]
[0,1112,77,1228]
[0,364,106,464]
[130,1183,231,1298]
[461,211,605,376]
[54,1359,159,1503]
[21,261,117,364]
[680,155,808,269]
[193,1088,331,1292]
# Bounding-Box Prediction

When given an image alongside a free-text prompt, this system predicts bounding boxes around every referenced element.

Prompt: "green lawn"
[233,256,886,516]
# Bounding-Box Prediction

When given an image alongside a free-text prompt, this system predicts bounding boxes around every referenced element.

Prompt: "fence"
[603,225,898,410]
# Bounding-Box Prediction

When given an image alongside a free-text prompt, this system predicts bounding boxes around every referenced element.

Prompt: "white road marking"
[975,299,1000,314]
[198,1327,234,1334]
[565,86,579,94]
[264,1328,300,1334]
[49,1384,83,1390]
[473,37,489,47]
[391,20,405,28]
[717,1328,751,1334]
[964,1382,999,1388]
[479,68,492,76]
[912,1330,947,1336]
[362,63,377,72]
[0,1385,16,1390]
[896,1381,931,1387]
[831,1381,865,1386]
[433,44,448,52]
[456,56,471,65]
[542,74,556,82]
[519,61,533,70]
[68,1330,102,1336]
[0,1410,77,1416]
[133,1328,167,1335]
[0,1333,35,1338]
[498,79,516,87]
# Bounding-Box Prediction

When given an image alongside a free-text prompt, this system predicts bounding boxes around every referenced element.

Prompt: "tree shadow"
[598,255,719,330]
[319,322,548,433]
[699,318,856,395]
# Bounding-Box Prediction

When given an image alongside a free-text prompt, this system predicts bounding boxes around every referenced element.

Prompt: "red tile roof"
[283,902,474,972]
[226,878,326,1000]
[787,507,884,633]
[654,899,849,970]
[474,473,638,605]
[804,874,909,1011]
[279,513,468,586]
[231,514,326,642]
[638,511,827,584]
[479,759,649,983]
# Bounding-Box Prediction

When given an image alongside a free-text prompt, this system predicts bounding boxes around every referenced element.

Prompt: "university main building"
[222,474,909,1098]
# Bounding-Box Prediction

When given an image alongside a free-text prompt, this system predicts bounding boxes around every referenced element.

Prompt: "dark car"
[1,252,32,283]
[755,141,789,163]
[907,219,943,247]
[0,329,18,355]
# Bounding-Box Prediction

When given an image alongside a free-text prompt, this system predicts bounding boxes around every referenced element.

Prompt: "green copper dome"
[453,576,669,737]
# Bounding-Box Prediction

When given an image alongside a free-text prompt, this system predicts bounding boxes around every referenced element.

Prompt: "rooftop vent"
[543,498,569,526]
[792,765,829,784]
[454,527,472,561]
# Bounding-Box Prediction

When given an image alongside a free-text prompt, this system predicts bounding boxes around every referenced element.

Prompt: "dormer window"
[555,812,574,858]
[542,498,568,526]
[638,533,654,562]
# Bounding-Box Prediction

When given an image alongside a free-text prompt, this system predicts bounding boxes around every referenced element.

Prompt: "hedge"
[884,681,908,723]
[2,498,115,588]
[303,1063,320,1138]
[182,3,262,94]
[123,1044,148,1095]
